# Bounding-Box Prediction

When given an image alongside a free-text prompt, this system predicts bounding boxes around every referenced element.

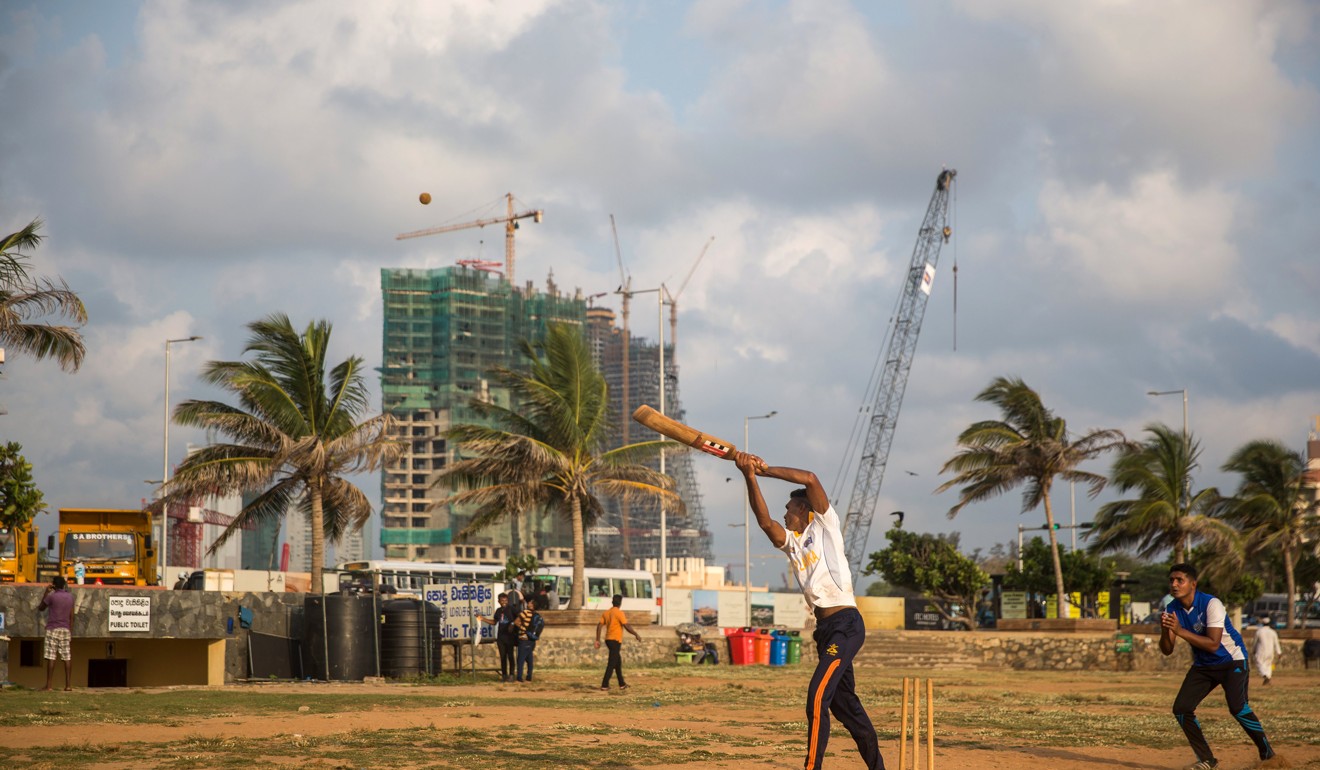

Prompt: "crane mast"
[841,169,957,575]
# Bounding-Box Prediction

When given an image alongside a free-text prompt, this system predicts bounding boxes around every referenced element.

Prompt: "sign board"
[1000,591,1028,620]
[772,593,809,629]
[1046,594,1082,619]
[423,582,500,643]
[904,598,944,630]
[108,596,152,632]
[1114,633,1134,654]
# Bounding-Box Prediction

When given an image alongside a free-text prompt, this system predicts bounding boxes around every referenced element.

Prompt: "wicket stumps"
[899,677,935,770]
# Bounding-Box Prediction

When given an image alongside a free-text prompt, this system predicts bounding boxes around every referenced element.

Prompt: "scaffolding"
[379,266,586,563]
[586,310,713,566]
[380,266,710,568]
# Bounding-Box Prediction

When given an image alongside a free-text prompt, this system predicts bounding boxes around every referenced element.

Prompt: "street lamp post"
[627,288,668,622]
[162,336,202,581]
[1147,389,1189,438]
[656,290,667,625]
[743,410,777,623]
[1148,388,1190,517]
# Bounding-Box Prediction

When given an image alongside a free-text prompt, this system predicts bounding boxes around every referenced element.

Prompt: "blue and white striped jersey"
[1169,591,1247,666]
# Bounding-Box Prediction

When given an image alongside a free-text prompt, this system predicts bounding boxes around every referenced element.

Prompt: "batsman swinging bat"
[631,405,738,460]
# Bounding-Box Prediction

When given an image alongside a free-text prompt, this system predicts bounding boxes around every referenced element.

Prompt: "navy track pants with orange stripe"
[804,607,883,770]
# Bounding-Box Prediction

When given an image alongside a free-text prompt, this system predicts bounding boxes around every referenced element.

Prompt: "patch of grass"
[2,666,1317,767]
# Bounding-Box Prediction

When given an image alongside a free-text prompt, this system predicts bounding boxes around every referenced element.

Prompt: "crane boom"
[395,193,543,285]
[841,169,957,575]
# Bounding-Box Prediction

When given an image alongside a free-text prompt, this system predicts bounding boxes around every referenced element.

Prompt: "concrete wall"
[4,585,1313,686]
[0,585,304,686]
[853,628,1315,672]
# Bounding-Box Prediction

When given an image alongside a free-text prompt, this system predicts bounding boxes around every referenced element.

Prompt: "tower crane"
[840,169,957,576]
[610,214,636,561]
[396,193,543,285]
[665,236,714,367]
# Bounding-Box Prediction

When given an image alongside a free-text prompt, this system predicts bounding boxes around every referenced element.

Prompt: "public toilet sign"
[108,596,152,632]
[423,582,500,643]
[1000,591,1028,620]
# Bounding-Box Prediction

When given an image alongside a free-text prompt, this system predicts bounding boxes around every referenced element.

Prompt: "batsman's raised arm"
[734,451,786,548]
[757,464,829,515]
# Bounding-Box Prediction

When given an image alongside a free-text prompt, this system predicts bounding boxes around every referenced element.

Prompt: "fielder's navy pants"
[805,607,883,770]
[1173,661,1275,763]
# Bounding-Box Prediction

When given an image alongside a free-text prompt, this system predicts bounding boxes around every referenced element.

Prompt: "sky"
[2,0,1318,589]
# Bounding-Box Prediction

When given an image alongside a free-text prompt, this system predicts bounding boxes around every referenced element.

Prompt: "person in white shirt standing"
[735,451,884,770]
[1252,616,1281,686]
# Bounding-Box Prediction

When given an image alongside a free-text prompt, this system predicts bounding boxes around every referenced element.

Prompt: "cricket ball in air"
[419,192,432,205]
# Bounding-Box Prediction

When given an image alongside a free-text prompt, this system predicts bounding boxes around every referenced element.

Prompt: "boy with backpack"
[513,602,544,682]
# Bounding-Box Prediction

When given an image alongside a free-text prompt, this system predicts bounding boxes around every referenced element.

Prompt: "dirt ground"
[2,665,1317,769]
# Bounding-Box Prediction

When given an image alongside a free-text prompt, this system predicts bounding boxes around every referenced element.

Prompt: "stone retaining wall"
[856,629,1313,672]
[4,585,1313,683]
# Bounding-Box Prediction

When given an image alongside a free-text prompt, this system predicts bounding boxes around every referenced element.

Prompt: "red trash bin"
[753,629,773,665]
[727,628,757,665]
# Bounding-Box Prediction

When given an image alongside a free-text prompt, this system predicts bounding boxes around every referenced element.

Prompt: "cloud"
[2,1,1319,582]
[1027,170,1239,305]
[960,0,1320,180]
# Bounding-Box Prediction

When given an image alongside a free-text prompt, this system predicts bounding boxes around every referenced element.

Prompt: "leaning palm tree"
[936,376,1127,618]
[1221,439,1320,629]
[158,314,401,592]
[431,322,678,610]
[0,219,87,371]
[1089,423,1238,566]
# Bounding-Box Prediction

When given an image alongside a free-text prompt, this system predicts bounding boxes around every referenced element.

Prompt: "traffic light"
[1051,523,1061,530]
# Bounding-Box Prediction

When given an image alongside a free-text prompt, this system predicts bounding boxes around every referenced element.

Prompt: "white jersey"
[777,504,856,611]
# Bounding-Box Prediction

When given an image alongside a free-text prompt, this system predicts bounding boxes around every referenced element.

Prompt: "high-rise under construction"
[585,307,713,566]
[379,266,586,565]
[378,266,711,568]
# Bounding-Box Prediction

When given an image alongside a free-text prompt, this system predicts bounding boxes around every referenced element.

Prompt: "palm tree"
[1221,439,1320,629]
[936,376,1127,618]
[0,219,87,371]
[430,323,678,610]
[158,314,401,592]
[1089,423,1239,567]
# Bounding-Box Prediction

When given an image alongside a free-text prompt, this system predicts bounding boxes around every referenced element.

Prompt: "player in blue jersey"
[1160,563,1285,770]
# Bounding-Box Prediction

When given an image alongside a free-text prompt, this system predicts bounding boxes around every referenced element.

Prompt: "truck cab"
[51,508,158,586]
[0,523,38,583]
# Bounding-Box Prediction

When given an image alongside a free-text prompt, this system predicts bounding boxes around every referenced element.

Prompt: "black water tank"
[380,598,442,678]
[302,594,378,681]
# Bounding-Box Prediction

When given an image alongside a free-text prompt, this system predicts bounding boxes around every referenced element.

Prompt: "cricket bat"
[631,405,738,460]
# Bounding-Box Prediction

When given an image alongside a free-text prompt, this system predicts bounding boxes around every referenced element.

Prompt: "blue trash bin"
[770,631,788,666]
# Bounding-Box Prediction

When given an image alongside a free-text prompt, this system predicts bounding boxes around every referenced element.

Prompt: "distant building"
[239,492,280,571]
[584,307,713,566]
[378,266,711,568]
[378,266,586,565]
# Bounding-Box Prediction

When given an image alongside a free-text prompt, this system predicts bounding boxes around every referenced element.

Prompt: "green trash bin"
[786,632,803,664]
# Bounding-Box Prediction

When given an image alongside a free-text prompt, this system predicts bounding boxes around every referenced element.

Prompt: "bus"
[336,560,502,595]
[336,561,658,623]
[1242,593,1320,629]
[534,566,657,622]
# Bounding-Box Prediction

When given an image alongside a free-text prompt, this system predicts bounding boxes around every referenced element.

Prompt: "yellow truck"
[0,522,39,583]
[50,508,158,586]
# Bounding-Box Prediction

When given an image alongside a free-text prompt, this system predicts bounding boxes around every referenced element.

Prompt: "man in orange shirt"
[595,594,641,691]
